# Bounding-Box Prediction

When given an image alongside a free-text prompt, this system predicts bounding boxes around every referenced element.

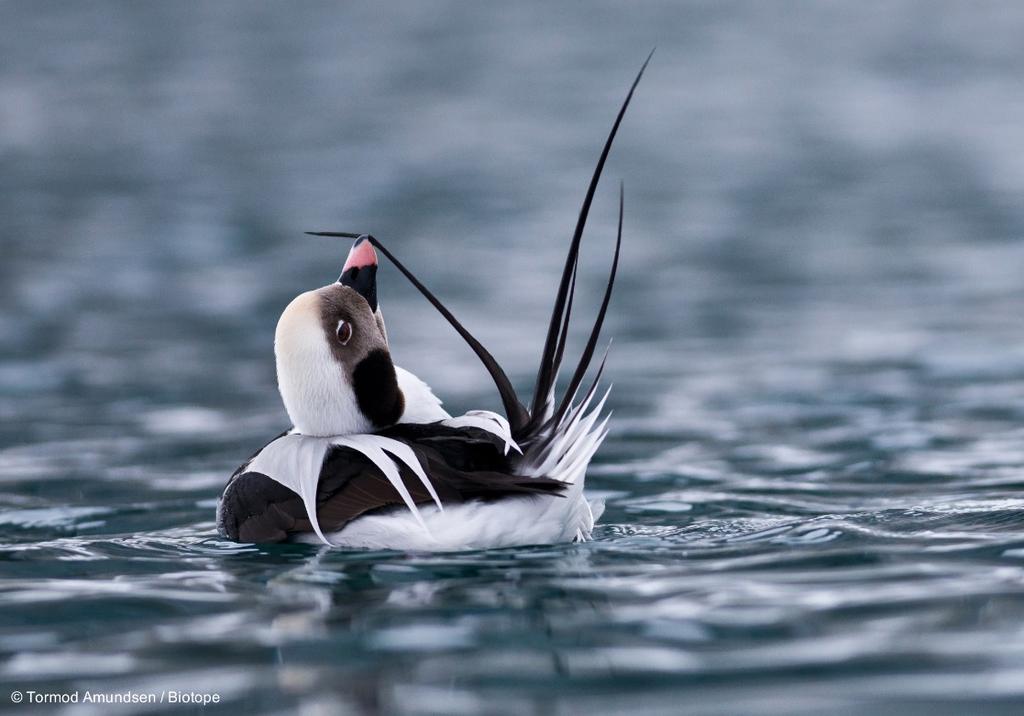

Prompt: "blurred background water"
[3,2,1024,714]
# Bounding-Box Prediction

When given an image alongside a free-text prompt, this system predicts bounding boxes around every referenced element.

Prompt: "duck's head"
[274,236,403,436]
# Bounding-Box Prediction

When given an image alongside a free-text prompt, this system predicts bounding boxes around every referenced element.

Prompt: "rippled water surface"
[4,3,1024,714]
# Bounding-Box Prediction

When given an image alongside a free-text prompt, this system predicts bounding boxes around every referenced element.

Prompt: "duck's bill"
[338,235,379,311]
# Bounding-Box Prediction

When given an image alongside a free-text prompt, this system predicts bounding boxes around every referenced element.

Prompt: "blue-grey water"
[3,3,1024,714]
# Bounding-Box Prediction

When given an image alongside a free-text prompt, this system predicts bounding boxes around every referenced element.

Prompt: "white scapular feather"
[358,435,443,511]
[248,432,444,547]
[247,433,334,545]
[332,435,431,537]
[441,410,521,455]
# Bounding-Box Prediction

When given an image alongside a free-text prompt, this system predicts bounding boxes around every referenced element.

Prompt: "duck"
[215,56,649,551]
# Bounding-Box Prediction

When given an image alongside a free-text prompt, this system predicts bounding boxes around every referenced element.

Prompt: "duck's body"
[217,382,607,550]
[216,56,648,551]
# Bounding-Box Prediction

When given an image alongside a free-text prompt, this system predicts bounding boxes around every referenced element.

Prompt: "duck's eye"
[336,320,353,345]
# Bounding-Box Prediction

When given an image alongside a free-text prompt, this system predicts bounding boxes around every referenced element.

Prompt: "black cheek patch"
[353,349,405,427]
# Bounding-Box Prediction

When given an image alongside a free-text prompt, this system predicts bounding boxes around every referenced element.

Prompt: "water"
[3,2,1024,713]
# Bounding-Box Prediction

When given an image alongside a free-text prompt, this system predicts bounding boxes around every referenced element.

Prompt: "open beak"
[338,235,379,311]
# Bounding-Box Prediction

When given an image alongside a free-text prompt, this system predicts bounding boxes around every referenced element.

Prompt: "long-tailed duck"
[216,56,649,550]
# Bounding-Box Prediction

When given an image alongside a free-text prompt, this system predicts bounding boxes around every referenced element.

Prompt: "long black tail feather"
[551,183,624,427]
[522,50,651,439]
[366,235,532,431]
[308,50,650,442]
[547,252,579,420]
